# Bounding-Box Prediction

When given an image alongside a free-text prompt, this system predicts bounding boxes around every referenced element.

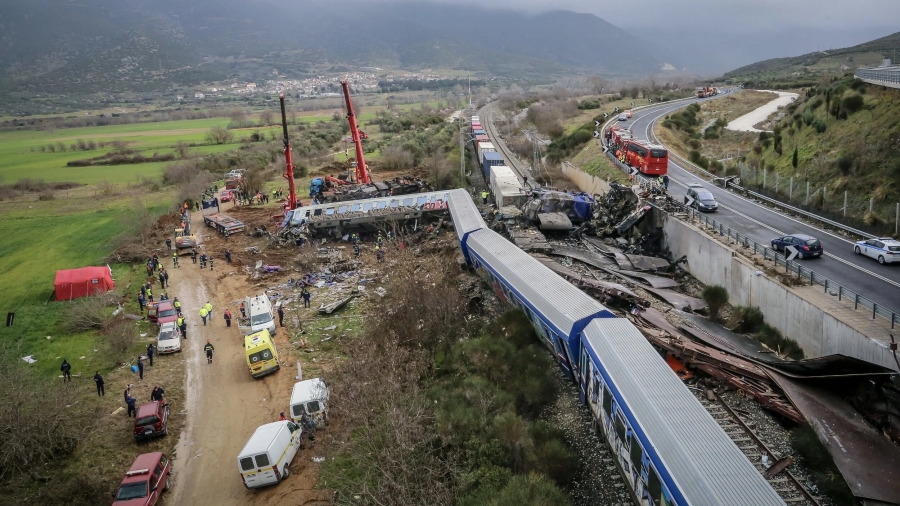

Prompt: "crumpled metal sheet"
[769,372,900,504]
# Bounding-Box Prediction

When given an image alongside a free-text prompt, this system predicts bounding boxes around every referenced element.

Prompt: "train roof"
[466,228,613,336]
[447,189,486,244]
[287,190,451,226]
[582,319,784,506]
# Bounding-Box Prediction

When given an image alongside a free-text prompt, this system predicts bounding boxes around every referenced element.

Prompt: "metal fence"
[599,148,900,329]
[856,66,900,86]
[682,206,899,329]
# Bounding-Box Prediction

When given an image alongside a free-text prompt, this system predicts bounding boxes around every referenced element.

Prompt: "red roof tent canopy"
[54,266,114,301]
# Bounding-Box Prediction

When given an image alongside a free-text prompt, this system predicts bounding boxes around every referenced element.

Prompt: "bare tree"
[0,348,92,482]
[64,292,119,332]
[229,108,247,127]
[259,109,275,127]
[380,145,415,171]
[102,317,139,366]
[206,126,233,145]
[174,141,191,159]
[587,76,607,95]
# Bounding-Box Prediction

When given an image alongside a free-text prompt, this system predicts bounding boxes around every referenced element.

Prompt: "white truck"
[238,294,277,337]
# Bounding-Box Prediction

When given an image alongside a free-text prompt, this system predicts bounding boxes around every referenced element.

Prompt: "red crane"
[341,80,371,184]
[279,93,298,211]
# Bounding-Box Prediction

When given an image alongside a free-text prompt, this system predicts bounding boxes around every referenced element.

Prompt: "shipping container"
[489,165,519,189]
[477,142,496,165]
[493,176,528,209]
[481,152,505,178]
[473,129,486,136]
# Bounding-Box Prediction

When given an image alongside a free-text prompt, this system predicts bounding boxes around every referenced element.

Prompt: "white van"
[237,420,302,489]
[290,378,330,425]
[238,294,277,336]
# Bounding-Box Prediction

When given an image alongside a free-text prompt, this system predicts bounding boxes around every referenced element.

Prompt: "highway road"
[619,97,900,313]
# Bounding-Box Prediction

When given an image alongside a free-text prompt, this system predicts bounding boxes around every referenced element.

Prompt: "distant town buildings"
[178,70,458,102]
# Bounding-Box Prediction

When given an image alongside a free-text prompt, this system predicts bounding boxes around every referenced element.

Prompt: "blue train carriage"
[446,188,487,265]
[464,228,616,378]
[579,319,785,506]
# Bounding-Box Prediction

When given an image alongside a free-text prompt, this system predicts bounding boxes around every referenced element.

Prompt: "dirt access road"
[163,225,331,506]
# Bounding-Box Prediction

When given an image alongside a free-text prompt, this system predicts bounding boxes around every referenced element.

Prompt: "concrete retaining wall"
[662,214,898,371]
[561,162,611,195]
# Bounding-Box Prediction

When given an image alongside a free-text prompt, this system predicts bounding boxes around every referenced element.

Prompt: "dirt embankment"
[164,206,331,506]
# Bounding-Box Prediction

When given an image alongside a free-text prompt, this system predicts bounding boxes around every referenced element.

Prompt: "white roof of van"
[238,421,290,457]
[291,378,328,403]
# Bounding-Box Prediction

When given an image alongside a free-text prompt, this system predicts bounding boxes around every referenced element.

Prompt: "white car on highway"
[854,237,900,264]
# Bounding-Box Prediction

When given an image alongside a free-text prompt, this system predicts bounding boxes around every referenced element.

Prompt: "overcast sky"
[363,0,899,71]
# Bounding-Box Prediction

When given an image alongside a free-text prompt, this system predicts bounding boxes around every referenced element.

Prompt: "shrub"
[841,93,864,114]
[688,139,702,150]
[813,119,827,133]
[702,285,729,321]
[837,155,853,175]
[727,306,765,334]
[790,426,856,504]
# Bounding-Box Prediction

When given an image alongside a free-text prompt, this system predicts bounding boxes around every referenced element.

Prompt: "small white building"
[194,92,205,99]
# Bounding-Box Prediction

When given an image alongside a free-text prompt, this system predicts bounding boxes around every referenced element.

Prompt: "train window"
[592,375,600,403]
[403,198,414,207]
[602,385,613,417]
[615,410,627,442]
[376,201,387,209]
[338,206,348,214]
[350,204,361,212]
[630,434,643,472]
[389,200,400,208]
[417,196,427,206]
[363,203,373,212]
[648,466,663,506]
[313,209,323,216]
[324,207,335,215]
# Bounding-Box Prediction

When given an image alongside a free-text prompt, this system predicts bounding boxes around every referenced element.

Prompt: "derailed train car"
[445,188,784,506]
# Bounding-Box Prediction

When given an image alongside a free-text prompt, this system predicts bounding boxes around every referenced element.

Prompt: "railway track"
[694,390,821,506]
[478,104,532,182]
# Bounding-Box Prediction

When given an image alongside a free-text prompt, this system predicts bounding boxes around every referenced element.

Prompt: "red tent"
[54,266,114,301]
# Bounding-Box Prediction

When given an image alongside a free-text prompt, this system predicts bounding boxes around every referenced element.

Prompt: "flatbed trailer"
[203,213,245,234]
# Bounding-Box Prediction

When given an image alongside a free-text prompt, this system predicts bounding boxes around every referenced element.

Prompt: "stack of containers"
[477,142,496,166]
[489,165,528,208]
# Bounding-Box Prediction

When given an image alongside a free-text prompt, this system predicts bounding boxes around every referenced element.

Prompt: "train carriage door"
[560,334,578,383]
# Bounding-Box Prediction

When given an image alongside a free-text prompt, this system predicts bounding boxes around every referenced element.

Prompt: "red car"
[220,189,234,202]
[134,401,169,441]
[147,301,178,326]
[112,452,171,505]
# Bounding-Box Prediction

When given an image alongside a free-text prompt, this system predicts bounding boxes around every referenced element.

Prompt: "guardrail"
[682,205,898,329]
[855,67,900,87]
[599,147,899,328]
[657,144,877,240]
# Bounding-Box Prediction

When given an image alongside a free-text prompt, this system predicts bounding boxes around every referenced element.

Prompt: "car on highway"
[220,189,234,202]
[771,234,823,259]
[685,183,718,212]
[854,237,900,264]
[157,322,181,354]
[112,452,170,505]
[617,113,628,121]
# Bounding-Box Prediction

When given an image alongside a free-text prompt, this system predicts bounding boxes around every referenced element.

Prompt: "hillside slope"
[722,30,900,84]
[0,0,677,94]
[659,79,900,233]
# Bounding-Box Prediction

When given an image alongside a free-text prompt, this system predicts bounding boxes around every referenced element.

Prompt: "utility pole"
[459,118,466,188]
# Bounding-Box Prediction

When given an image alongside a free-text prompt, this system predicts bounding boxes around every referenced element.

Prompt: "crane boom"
[341,80,371,184]
[279,94,298,211]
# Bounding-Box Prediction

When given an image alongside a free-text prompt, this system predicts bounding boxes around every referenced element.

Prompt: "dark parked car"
[771,234,823,259]
[685,184,718,212]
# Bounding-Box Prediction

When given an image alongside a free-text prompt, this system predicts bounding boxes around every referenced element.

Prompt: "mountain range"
[723,30,900,81]
[0,0,680,94]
